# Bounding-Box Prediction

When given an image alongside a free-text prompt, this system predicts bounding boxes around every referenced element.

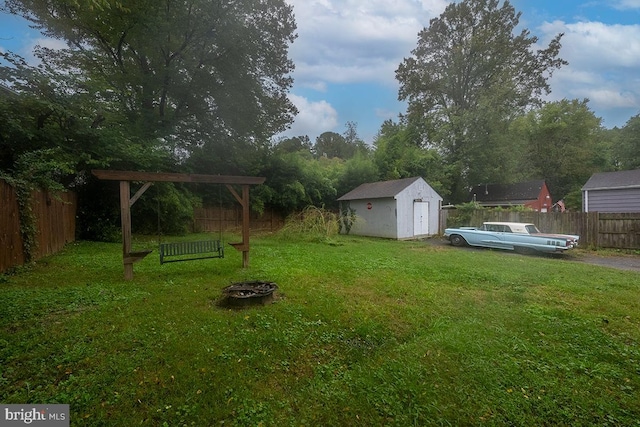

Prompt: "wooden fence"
[0,179,77,273]
[440,210,640,249]
[193,206,285,233]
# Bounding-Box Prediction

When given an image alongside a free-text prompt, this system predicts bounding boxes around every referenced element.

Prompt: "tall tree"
[274,135,313,155]
[514,99,605,201]
[314,131,353,159]
[1,0,298,238]
[374,119,450,198]
[615,115,640,170]
[1,0,298,153]
[342,121,369,155]
[396,0,566,202]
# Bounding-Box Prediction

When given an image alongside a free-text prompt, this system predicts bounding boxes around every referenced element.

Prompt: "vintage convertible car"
[444,221,579,253]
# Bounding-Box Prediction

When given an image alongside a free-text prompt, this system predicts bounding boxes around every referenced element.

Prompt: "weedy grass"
[1,235,639,426]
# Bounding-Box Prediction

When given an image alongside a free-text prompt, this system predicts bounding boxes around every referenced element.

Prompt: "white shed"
[337,177,442,239]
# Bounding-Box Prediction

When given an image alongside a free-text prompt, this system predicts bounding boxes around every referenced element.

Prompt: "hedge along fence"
[0,179,77,273]
[440,209,640,250]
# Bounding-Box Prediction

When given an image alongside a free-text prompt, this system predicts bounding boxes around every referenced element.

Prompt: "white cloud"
[31,37,68,51]
[282,94,339,137]
[613,0,640,10]
[539,20,640,118]
[583,88,638,108]
[281,0,451,139]
[11,36,69,65]
[287,0,449,88]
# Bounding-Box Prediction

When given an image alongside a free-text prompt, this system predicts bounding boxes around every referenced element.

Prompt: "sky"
[1,0,639,144]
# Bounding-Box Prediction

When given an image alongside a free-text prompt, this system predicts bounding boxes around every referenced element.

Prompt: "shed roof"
[337,177,422,201]
[582,169,640,191]
[469,180,546,203]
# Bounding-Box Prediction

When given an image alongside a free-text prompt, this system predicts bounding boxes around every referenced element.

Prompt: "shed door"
[413,202,429,236]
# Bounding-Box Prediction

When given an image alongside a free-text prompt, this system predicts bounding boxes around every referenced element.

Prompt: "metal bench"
[159,240,224,264]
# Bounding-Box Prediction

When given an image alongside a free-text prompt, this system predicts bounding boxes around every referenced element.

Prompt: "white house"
[337,177,442,239]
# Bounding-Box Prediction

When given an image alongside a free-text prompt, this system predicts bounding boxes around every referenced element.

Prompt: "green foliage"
[396,0,566,202]
[491,204,534,212]
[0,148,75,260]
[447,202,482,227]
[342,121,370,156]
[254,152,338,214]
[338,204,357,235]
[314,131,353,159]
[615,114,640,170]
[374,119,450,198]
[134,183,198,236]
[1,0,299,239]
[515,99,606,199]
[0,175,38,262]
[273,135,313,155]
[334,152,380,200]
[3,0,298,145]
[563,188,584,212]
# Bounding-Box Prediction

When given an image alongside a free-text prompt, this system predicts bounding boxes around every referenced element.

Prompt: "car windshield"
[525,225,541,234]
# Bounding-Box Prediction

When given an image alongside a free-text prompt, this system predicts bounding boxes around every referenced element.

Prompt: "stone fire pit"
[221,281,278,307]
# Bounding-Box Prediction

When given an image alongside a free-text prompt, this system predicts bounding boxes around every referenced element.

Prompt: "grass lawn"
[1,234,639,426]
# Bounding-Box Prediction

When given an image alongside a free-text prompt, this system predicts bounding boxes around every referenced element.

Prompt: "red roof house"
[469,180,553,212]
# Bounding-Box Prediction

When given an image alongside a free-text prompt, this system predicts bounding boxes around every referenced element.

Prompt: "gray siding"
[584,188,640,213]
[349,198,398,238]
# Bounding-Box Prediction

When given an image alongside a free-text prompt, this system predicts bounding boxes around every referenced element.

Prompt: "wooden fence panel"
[0,179,77,273]
[193,207,284,233]
[598,213,640,249]
[443,210,640,250]
[0,179,25,271]
[31,189,77,259]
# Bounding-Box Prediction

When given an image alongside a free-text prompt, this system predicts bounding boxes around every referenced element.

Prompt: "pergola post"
[226,184,251,268]
[120,181,134,280]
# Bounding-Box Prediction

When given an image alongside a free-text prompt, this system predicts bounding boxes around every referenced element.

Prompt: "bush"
[446,202,482,228]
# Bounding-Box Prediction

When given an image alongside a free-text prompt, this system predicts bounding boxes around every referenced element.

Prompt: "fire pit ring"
[221,281,278,308]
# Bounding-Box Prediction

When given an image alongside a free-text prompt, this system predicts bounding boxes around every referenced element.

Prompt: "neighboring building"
[469,180,553,212]
[582,169,640,213]
[337,177,442,240]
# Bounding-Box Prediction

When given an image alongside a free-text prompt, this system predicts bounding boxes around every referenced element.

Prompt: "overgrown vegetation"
[338,205,357,235]
[0,149,74,260]
[446,202,482,227]
[277,206,340,243]
[1,235,638,426]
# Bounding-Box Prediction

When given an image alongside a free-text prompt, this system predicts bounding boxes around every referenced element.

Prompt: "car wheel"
[450,234,467,247]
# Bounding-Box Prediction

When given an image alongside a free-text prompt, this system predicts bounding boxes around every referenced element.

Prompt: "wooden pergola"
[92,170,266,280]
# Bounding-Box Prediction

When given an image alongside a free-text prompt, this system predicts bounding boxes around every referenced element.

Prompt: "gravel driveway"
[424,237,640,273]
[568,253,640,272]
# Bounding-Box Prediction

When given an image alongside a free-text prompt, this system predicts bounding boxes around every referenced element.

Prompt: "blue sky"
[2,0,640,144]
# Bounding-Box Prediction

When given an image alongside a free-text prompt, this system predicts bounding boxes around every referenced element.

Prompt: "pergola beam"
[92,169,265,185]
